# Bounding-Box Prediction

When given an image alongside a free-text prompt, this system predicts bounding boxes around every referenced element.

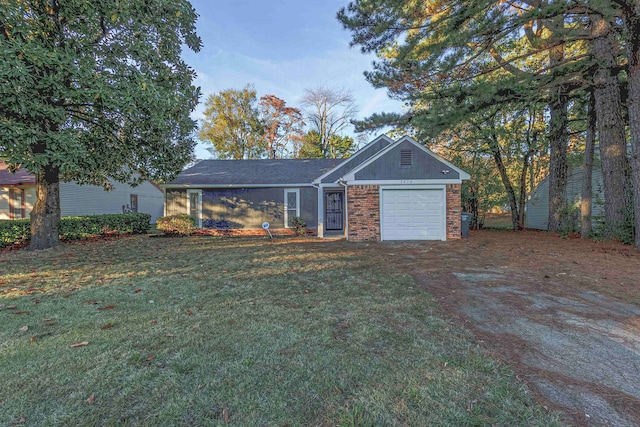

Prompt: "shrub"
[156,214,196,236]
[289,216,307,236]
[0,219,31,248]
[60,213,151,240]
[0,213,151,248]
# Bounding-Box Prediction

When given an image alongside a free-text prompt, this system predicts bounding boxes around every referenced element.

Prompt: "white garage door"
[381,189,445,241]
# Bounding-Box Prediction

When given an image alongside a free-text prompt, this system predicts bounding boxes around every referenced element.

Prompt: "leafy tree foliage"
[339,0,640,245]
[0,0,201,249]
[258,94,305,159]
[199,85,264,159]
[297,131,355,159]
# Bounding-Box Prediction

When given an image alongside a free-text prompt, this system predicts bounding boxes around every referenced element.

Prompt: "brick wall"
[348,184,461,241]
[446,184,462,239]
[347,185,380,241]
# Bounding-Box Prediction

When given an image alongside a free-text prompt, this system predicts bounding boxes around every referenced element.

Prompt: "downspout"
[162,187,167,217]
[339,179,348,240]
[312,183,323,238]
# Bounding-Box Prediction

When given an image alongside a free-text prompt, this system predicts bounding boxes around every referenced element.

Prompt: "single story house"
[526,167,604,230]
[0,162,165,222]
[162,135,470,241]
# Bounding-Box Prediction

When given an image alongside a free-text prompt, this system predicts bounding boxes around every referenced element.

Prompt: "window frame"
[129,194,138,213]
[9,188,25,220]
[186,189,203,228]
[284,188,300,228]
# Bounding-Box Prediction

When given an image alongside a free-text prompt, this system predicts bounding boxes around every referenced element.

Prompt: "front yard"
[0,235,560,426]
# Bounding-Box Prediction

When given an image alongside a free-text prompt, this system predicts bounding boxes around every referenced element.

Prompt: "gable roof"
[0,162,36,185]
[341,136,471,181]
[313,134,394,184]
[164,159,343,188]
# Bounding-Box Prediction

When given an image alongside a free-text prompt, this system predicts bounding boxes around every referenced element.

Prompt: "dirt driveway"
[380,230,640,427]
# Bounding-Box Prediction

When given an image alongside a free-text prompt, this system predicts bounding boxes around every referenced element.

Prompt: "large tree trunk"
[30,164,61,250]
[628,2,640,249]
[547,91,569,232]
[488,132,520,230]
[517,154,530,229]
[592,15,632,238]
[547,41,569,232]
[582,90,596,237]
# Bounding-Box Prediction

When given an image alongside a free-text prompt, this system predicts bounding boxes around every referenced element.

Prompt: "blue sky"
[182,0,404,158]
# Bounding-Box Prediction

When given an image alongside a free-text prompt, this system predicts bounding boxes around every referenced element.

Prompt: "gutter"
[339,178,349,240]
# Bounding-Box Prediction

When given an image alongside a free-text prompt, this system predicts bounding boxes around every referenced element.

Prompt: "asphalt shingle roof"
[0,162,36,185]
[167,159,343,186]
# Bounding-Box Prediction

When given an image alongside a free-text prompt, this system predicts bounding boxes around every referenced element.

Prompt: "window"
[186,189,202,228]
[9,188,25,220]
[400,149,413,167]
[130,194,138,213]
[284,189,300,228]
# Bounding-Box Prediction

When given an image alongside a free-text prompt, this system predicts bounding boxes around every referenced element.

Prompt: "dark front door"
[325,192,344,231]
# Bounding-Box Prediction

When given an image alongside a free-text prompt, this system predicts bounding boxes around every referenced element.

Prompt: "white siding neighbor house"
[0,162,164,222]
[526,167,604,230]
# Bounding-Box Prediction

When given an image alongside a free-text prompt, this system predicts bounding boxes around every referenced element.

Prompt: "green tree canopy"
[199,85,265,159]
[339,0,640,244]
[0,0,202,249]
[297,130,355,159]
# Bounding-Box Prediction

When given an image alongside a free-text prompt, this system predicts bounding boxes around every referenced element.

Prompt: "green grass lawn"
[0,236,560,426]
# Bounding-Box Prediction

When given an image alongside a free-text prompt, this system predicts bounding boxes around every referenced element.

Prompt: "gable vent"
[400,149,412,166]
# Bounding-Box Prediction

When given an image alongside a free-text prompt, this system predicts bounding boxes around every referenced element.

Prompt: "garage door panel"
[381,189,444,241]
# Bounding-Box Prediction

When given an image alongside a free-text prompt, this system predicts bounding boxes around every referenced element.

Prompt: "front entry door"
[325,192,344,231]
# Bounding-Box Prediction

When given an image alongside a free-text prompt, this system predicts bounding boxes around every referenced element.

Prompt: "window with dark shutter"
[400,149,412,166]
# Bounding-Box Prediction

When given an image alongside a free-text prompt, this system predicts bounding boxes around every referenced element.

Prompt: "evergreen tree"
[0,0,201,249]
[339,0,639,243]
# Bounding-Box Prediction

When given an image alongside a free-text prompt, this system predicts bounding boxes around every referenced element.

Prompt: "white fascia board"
[342,135,470,181]
[161,183,315,189]
[312,134,395,184]
[345,179,462,186]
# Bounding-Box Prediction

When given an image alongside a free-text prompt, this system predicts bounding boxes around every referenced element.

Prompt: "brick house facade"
[347,185,380,241]
[347,184,463,242]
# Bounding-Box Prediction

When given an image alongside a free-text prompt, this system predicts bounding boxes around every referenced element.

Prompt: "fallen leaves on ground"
[100,323,114,330]
[70,341,89,348]
[97,305,115,310]
[86,394,95,404]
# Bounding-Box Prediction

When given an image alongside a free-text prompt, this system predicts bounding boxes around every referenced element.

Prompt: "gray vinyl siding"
[165,190,187,216]
[198,187,318,229]
[60,180,164,222]
[321,137,392,183]
[526,168,604,230]
[354,140,461,181]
